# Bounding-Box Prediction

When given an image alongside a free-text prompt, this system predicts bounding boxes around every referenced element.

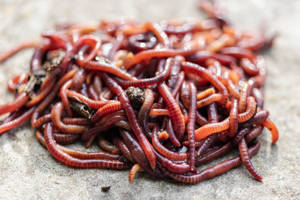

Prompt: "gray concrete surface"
[0,0,300,199]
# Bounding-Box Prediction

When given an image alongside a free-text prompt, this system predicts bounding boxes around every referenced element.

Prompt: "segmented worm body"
[0,3,278,184]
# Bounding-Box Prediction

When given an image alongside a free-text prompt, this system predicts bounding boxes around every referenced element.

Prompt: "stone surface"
[0,0,299,199]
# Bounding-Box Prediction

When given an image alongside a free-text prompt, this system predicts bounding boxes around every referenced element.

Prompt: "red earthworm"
[238,138,263,181]
[233,128,251,145]
[241,110,269,128]
[73,35,101,65]
[196,142,232,166]
[143,22,170,47]
[7,73,29,92]
[60,80,73,116]
[228,99,238,137]
[92,101,122,122]
[43,123,128,169]
[220,47,254,60]
[155,151,190,174]
[196,93,223,108]
[114,120,132,131]
[102,74,156,169]
[187,51,235,66]
[53,132,79,145]
[113,137,134,163]
[240,58,259,76]
[239,82,250,113]
[82,111,127,141]
[87,85,99,100]
[0,107,35,135]
[152,130,187,161]
[196,111,208,126]
[237,97,257,123]
[181,61,229,104]
[168,56,184,91]
[128,164,144,183]
[149,108,169,117]
[62,117,90,125]
[196,103,218,157]
[98,136,120,154]
[128,33,157,53]
[162,23,197,35]
[36,130,119,160]
[0,16,279,184]
[187,82,197,172]
[249,56,266,88]
[51,102,87,134]
[163,140,261,184]
[261,118,279,143]
[182,140,204,148]
[252,88,264,109]
[119,129,161,177]
[0,41,38,63]
[171,72,185,97]
[2,110,22,124]
[31,113,52,128]
[195,97,257,141]
[125,48,198,69]
[159,83,185,139]
[196,87,215,100]
[245,126,264,143]
[0,93,29,115]
[120,57,173,88]
[108,34,125,60]
[72,68,87,90]
[138,89,155,138]
[66,90,108,109]
[80,59,136,81]
[166,119,181,147]
[218,76,240,99]
[93,75,102,95]
[30,42,50,71]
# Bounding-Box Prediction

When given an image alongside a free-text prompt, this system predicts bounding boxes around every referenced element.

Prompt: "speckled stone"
[0,0,299,199]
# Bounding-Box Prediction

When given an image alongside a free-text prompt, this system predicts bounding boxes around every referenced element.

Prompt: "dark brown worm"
[0,9,278,184]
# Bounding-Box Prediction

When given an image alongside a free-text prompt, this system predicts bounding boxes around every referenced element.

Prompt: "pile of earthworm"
[0,2,278,184]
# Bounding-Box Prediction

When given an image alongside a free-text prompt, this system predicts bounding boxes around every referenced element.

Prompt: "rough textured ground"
[0,0,299,199]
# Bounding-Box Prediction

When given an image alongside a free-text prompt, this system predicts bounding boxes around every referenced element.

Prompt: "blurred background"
[0,0,299,200]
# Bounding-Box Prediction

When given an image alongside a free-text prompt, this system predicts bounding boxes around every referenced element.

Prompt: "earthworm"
[119,57,173,88]
[0,41,38,63]
[138,89,155,138]
[0,14,279,184]
[102,74,156,169]
[163,140,261,184]
[51,102,87,134]
[152,130,187,161]
[44,123,128,169]
[158,83,185,139]
[97,136,120,154]
[129,164,144,183]
[187,82,197,172]
[228,99,238,137]
[238,138,263,181]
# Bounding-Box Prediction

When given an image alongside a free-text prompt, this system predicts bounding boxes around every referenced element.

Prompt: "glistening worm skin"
[158,83,185,139]
[187,82,197,172]
[163,140,261,184]
[102,73,156,169]
[238,138,263,181]
[0,15,279,184]
[152,130,187,161]
[44,123,129,169]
